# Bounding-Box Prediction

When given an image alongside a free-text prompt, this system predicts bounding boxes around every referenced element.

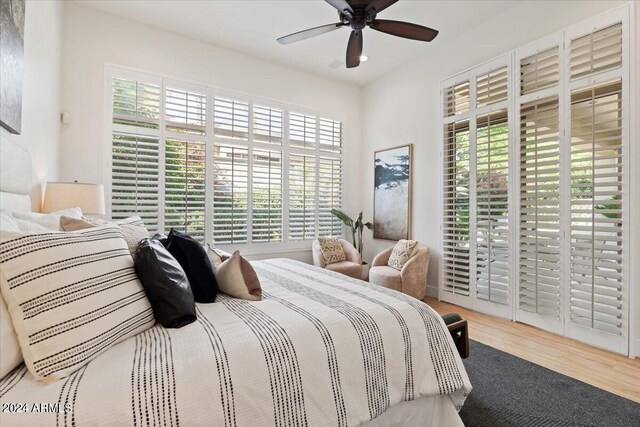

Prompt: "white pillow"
[0,211,19,232]
[11,207,82,231]
[0,226,155,381]
[0,276,22,378]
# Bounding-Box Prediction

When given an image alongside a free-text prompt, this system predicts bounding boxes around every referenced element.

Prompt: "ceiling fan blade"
[365,0,399,15]
[277,22,345,45]
[325,0,354,15]
[369,19,439,42]
[346,30,363,68]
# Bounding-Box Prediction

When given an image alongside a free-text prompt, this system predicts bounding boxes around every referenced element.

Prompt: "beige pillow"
[207,245,262,301]
[60,216,149,255]
[11,207,82,232]
[318,237,346,265]
[388,239,418,270]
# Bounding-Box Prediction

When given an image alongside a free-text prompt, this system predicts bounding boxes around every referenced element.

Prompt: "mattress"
[0,258,471,426]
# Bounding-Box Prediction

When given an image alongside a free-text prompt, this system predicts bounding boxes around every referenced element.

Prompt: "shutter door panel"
[165,87,207,135]
[476,110,509,304]
[252,149,283,243]
[319,118,342,153]
[442,120,471,296]
[289,154,317,240]
[212,144,249,244]
[112,77,161,129]
[569,79,623,336]
[477,67,508,108]
[519,97,561,316]
[289,112,317,150]
[318,157,343,237]
[443,81,470,117]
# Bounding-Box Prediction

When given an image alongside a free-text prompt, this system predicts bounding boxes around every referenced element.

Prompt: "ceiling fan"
[277,0,439,69]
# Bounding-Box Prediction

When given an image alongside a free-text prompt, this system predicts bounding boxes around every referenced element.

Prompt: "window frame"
[104,65,346,256]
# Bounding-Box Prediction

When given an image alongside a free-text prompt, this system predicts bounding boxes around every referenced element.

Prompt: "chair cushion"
[388,239,418,270]
[325,260,361,279]
[317,237,346,265]
[369,266,402,291]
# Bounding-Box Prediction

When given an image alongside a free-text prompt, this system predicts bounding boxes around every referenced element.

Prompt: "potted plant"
[330,209,373,264]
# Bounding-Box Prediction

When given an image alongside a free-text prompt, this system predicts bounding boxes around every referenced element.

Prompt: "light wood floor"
[424,297,640,403]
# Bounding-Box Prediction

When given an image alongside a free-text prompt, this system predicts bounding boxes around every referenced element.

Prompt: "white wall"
[0,0,63,211]
[361,0,629,294]
[361,1,639,354]
[59,2,363,262]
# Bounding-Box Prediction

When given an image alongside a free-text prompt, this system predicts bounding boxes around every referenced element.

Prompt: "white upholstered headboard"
[0,136,32,213]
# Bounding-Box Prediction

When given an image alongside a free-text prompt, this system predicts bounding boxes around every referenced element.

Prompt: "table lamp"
[42,181,106,217]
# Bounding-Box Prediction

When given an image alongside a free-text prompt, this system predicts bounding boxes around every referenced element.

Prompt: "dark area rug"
[459,340,640,427]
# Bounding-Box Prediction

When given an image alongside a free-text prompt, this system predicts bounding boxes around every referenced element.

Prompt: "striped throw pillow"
[0,226,155,381]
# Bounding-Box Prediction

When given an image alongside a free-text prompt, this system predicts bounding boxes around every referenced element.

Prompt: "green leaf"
[331,208,353,228]
[364,222,373,230]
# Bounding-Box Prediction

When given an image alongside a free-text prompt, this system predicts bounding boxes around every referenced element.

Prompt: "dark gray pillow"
[134,238,196,328]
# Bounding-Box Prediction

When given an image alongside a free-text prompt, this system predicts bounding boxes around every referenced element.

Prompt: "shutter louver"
[520,47,560,95]
[214,96,249,140]
[319,118,342,153]
[519,97,561,316]
[289,112,317,149]
[318,157,342,237]
[111,77,161,230]
[252,149,283,242]
[212,144,249,244]
[289,154,317,240]
[477,67,508,108]
[443,81,470,117]
[570,80,623,335]
[570,23,622,80]
[442,121,471,296]
[476,111,509,304]
[253,104,283,144]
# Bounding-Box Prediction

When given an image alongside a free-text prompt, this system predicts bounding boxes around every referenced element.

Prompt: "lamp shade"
[42,182,106,215]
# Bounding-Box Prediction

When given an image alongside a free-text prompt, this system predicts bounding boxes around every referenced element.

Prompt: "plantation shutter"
[289,154,317,240]
[443,81,470,117]
[570,23,622,80]
[110,77,161,230]
[253,104,283,145]
[212,144,249,244]
[289,112,317,150]
[520,47,560,95]
[569,80,623,335]
[318,157,342,237]
[476,67,508,108]
[475,110,509,304]
[214,96,249,140]
[252,149,283,242]
[164,87,207,241]
[442,115,471,296]
[519,97,561,316]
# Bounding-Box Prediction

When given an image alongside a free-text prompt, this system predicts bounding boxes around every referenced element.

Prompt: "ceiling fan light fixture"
[360,54,368,62]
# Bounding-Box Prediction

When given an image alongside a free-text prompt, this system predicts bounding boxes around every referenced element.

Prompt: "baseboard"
[425,284,438,299]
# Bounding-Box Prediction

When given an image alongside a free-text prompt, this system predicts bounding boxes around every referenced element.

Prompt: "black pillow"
[164,229,218,303]
[134,238,197,328]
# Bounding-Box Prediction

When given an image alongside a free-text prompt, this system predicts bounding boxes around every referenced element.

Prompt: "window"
[108,70,344,250]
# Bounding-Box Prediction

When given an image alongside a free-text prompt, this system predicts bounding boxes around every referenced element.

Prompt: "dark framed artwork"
[373,144,412,240]
[0,0,25,134]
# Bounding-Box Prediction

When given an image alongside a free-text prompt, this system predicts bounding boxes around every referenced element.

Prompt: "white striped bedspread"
[0,258,471,427]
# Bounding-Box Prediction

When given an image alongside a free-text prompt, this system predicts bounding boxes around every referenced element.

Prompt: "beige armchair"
[312,239,363,279]
[369,244,430,300]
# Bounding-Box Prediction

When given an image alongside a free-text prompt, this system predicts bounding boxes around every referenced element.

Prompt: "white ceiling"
[76,0,523,86]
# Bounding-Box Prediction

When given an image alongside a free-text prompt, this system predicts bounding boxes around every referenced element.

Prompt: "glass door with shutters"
[442,57,513,318]
[442,7,631,355]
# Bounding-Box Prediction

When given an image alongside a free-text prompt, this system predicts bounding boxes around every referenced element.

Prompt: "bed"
[0,138,471,426]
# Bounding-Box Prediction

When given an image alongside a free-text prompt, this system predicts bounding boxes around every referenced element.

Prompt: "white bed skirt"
[361,395,463,427]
